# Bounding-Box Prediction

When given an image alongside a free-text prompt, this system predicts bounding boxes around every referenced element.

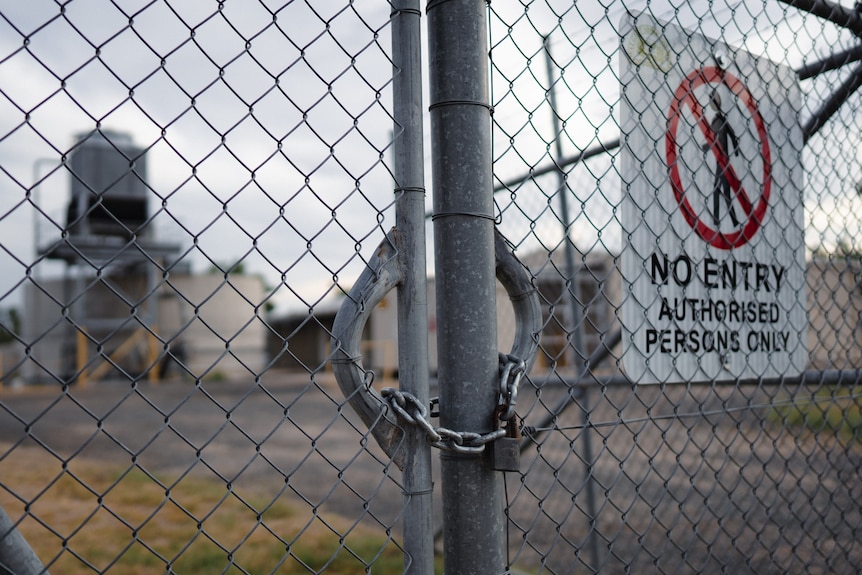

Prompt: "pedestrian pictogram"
[704,91,740,227]
[666,67,772,249]
[619,13,808,384]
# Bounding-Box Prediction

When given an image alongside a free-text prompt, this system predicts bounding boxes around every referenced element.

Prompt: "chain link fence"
[490,0,862,572]
[0,0,861,573]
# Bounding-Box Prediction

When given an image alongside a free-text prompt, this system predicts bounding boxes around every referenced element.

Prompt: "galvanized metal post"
[428,1,504,573]
[0,505,48,575]
[391,1,434,573]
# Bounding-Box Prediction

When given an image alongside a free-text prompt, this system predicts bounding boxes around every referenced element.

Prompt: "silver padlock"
[490,409,521,472]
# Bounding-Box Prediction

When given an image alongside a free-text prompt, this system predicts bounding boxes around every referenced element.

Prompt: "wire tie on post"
[393,186,426,195]
[390,7,422,17]
[427,99,492,112]
[401,486,434,497]
[431,211,497,222]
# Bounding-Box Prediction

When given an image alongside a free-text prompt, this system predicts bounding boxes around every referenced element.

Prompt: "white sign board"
[619,13,808,383]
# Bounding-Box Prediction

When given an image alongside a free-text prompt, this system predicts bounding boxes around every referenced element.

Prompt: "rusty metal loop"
[494,229,542,376]
[333,228,541,461]
[331,229,406,469]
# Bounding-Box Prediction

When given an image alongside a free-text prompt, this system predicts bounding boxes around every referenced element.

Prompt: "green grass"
[0,444,431,574]
[769,385,862,443]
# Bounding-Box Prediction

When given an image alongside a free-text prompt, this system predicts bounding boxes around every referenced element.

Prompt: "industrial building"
[19,130,266,384]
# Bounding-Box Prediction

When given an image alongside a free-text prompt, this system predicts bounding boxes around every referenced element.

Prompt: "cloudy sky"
[0,0,860,317]
[0,0,403,316]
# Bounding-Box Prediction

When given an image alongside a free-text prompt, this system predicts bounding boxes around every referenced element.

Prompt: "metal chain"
[497,353,526,422]
[381,387,506,454]
[381,354,525,453]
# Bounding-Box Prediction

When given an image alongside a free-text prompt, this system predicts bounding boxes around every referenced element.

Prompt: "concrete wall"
[159,274,267,379]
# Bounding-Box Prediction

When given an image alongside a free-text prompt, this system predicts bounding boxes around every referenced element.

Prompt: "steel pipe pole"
[0,505,48,575]
[427,0,504,573]
[391,1,434,573]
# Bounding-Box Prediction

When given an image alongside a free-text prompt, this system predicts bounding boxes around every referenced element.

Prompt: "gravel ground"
[508,382,862,574]
[2,374,861,574]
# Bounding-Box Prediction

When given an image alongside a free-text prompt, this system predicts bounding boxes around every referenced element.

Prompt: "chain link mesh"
[490,0,862,573]
[0,2,412,573]
[0,0,860,573]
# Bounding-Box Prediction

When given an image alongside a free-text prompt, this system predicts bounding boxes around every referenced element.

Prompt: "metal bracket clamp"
[494,228,542,377]
[331,229,407,469]
[331,227,541,465]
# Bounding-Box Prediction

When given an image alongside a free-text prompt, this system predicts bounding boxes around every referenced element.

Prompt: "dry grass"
[770,385,862,443]
[0,444,409,574]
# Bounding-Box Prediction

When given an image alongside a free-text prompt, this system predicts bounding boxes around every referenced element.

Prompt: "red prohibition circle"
[665,67,771,249]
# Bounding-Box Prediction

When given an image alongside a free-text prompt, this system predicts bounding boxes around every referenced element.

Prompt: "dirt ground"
[2,373,861,574]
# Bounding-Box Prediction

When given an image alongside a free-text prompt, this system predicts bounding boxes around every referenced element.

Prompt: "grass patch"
[769,385,862,443]
[0,444,421,574]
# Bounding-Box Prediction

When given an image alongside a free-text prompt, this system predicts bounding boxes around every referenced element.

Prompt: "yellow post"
[148,331,160,383]
[77,329,89,387]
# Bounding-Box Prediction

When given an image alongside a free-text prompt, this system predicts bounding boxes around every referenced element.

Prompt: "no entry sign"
[619,14,808,383]
[667,67,771,249]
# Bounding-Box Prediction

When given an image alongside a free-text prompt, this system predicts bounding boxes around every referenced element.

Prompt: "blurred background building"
[19,130,266,384]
